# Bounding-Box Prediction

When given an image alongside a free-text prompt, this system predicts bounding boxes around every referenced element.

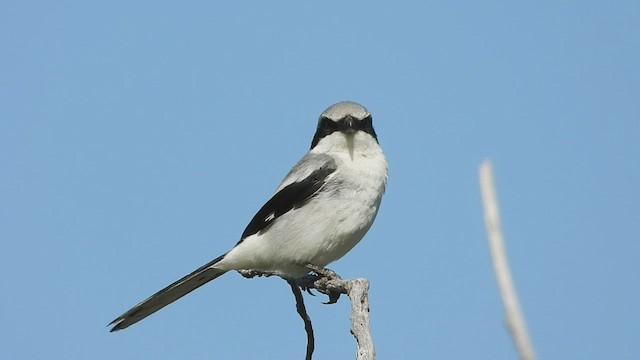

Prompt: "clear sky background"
[2,2,639,359]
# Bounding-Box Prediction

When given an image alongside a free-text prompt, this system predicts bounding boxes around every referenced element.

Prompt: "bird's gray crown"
[320,101,370,122]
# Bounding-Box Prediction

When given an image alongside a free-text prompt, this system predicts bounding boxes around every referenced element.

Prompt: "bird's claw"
[304,263,341,280]
[298,264,344,304]
[322,292,341,305]
[238,269,276,279]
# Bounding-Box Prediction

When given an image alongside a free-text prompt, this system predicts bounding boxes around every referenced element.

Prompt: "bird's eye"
[320,117,338,130]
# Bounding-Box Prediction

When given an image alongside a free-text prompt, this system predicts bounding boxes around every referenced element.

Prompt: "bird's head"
[310,101,379,155]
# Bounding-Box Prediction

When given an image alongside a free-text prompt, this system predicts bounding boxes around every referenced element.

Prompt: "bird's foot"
[297,264,345,304]
[304,263,341,280]
[238,269,278,279]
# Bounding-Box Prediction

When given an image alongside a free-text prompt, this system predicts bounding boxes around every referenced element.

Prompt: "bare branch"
[241,267,375,360]
[287,279,314,360]
[296,265,375,360]
[479,160,537,360]
[344,279,375,360]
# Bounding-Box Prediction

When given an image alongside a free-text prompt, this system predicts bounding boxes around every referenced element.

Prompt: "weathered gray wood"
[240,267,375,359]
[479,160,537,360]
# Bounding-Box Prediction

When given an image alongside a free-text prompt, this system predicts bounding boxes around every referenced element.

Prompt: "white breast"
[219,131,388,277]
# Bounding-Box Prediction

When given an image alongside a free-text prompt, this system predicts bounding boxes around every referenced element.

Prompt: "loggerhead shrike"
[109,101,388,331]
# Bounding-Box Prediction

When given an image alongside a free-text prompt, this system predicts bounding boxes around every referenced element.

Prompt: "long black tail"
[109,254,227,331]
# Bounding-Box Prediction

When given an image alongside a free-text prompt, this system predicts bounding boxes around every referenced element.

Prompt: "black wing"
[239,164,337,241]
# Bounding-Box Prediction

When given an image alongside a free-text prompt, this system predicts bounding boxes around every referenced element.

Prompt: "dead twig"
[239,266,375,360]
[479,160,537,360]
[287,278,315,360]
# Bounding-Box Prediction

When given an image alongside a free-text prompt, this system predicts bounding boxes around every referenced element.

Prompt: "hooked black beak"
[340,116,357,135]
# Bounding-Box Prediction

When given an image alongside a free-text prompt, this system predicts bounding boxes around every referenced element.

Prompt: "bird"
[109,101,388,331]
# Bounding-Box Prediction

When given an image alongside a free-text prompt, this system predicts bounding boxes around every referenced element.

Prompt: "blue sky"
[2,1,639,359]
